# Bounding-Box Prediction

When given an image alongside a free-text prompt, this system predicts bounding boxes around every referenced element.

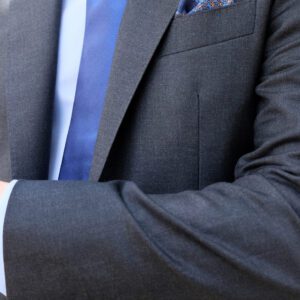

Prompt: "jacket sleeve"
[4,1,300,299]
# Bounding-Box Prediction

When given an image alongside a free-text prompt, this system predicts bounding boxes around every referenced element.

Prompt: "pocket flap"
[159,0,256,57]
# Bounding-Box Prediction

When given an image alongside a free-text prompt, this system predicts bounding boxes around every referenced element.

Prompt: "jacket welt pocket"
[159,0,257,57]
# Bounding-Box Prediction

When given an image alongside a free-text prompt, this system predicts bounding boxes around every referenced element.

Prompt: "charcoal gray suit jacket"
[0,0,300,299]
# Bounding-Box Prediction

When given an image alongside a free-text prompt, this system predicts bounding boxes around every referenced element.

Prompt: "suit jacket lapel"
[3,0,178,180]
[90,0,179,181]
[3,0,61,179]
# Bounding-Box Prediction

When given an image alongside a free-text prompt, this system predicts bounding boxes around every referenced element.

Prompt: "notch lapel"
[3,0,61,179]
[90,0,179,181]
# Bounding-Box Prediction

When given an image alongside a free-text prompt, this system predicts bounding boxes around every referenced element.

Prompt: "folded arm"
[4,1,300,299]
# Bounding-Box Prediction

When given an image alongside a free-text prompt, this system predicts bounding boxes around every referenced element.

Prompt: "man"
[0,0,299,298]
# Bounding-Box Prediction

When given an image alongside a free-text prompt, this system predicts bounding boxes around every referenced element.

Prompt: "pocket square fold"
[176,0,237,15]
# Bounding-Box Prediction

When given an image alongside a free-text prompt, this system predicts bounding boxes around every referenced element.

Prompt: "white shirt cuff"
[0,180,18,296]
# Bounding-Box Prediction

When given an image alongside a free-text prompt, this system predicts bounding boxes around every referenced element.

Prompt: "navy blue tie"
[59,0,127,180]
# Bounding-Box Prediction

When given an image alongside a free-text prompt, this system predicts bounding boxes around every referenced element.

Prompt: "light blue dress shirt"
[0,0,87,294]
[49,0,86,180]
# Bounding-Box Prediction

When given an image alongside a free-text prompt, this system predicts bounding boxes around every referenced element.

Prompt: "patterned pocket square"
[176,0,237,15]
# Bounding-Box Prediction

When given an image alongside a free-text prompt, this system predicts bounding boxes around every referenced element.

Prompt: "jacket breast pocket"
[159,0,257,57]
